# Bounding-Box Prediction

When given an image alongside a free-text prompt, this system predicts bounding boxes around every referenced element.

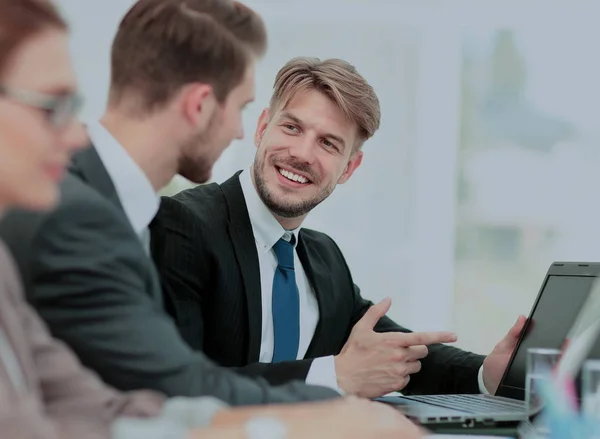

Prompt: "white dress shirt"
[478,366,489,394]
[239,169,341,392]
[86,121,159,239]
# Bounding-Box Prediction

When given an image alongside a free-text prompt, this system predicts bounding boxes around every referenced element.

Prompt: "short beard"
[252,156,332,218]
[177,110,220,184]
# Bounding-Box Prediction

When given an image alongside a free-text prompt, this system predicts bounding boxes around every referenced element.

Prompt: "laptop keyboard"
[404,394,524,414]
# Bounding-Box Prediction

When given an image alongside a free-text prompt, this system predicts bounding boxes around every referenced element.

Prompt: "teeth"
[278,167,309,184]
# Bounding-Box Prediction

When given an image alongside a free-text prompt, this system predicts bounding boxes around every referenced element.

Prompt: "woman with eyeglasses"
[0,1,196,438]
[0,8,85,209]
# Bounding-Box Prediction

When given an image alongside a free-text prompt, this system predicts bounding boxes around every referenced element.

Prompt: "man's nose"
[288,136,316,164]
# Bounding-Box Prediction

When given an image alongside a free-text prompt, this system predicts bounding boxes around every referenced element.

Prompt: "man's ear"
[254,108,270,148]
[183,83,217,131]
[338,150,363,184]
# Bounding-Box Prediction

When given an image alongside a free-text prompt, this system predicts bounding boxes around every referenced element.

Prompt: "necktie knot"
[273,235,295,269]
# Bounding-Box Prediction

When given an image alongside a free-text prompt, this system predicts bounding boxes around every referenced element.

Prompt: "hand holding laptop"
[334,297,458,398]
[482,315,528,393]
[375,262,600,428]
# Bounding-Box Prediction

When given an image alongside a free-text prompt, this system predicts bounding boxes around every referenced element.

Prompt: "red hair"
[0,0,67,77]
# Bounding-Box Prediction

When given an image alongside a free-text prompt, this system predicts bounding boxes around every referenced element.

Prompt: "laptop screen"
[496,274,596,400]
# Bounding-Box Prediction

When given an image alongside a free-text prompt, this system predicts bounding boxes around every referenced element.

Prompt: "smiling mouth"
[276,166,311,184]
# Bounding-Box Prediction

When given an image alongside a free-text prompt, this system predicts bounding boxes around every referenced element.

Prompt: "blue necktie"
[271,235,300,363]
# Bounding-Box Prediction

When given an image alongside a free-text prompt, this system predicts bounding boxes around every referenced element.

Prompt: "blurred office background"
[55,0,600,354]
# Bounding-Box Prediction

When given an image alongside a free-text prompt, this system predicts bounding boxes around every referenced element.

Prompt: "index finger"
[382,331,457,347]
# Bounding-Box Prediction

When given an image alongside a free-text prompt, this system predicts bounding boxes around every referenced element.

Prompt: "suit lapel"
[70,145,163,303]
[0,295,31,391]
[297,232,335,358]
[0,249,36,392]
[69,145,124,213]
[221,173,263,363]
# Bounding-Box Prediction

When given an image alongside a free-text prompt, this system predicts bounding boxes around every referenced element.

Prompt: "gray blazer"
[0,145,339,406]
[0,239,166,439]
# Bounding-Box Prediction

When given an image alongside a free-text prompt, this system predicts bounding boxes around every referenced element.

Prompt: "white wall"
[54,0,135,121]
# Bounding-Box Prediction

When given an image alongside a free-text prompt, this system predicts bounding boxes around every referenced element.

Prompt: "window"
[454,12,600,352]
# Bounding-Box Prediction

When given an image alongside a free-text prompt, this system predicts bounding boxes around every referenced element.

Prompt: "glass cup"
[525,347,562,416]
[582,359,600,419]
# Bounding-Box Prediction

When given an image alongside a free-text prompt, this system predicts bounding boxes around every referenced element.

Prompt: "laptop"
[377,261,600,428]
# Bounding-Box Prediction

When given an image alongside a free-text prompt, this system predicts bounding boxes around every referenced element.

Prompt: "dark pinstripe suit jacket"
[151,171,486,395]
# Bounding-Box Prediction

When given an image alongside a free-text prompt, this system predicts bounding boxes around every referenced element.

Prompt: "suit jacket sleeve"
[20,298,122,439]
[349,284,485,394]
[0,241,113,439]
[152,197,315,386]
[17,195,338,405]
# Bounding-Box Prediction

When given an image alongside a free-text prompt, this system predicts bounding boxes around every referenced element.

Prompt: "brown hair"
[109,0,267,114]
[269,57,381,151]
[0,0,67,77]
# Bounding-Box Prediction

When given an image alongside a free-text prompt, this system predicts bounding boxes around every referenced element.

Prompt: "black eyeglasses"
[0,85,82,128]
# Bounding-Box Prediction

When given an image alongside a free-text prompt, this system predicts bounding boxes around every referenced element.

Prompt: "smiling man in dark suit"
[151,57,527,399]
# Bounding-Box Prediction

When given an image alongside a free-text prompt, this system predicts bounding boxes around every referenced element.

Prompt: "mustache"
[270,158,319,182]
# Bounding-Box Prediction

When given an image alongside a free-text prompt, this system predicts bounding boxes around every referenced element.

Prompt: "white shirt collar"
[87,120,159,234]
[239,168,300,254]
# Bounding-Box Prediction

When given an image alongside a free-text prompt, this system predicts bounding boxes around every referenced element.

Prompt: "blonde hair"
[269,57,381,151]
